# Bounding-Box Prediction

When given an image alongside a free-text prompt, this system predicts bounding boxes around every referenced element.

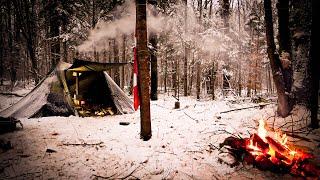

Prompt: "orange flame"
[246,119,309,165]
[258,119,267,142]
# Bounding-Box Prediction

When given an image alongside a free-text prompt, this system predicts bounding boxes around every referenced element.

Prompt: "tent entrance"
[66,71,117,117]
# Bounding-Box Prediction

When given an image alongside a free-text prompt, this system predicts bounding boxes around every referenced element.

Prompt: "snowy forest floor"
[1,91,320,179]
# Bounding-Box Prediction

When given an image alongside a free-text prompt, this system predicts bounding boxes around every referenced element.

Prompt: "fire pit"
[219,120,320,177]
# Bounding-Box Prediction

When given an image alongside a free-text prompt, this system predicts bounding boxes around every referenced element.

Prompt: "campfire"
[220,119,320,177]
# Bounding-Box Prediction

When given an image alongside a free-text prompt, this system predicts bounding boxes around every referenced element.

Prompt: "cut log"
[265,136,288,155]
[220,136,248,150]
[251,133,269,152]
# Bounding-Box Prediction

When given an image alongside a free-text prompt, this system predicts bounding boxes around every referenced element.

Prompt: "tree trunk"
[150,32,158,100]
[211,62,215,100]
[49,0,60,70]
[136,0,151,140]
[121,35,126,90]
[196,60,201,100]
[173,59,177,97]
[114,39,120,86]
[237,0,241,31]
[221,0,230,33]
[164,52,167,93]
[264,0,291,117]
[7,0,15,90]
[113,39,120,86]
[199,0,202,24]
[189,51,195,95]
[238,62,242,96]
[209,0,213,18]
[290,0,312,105]
[62,22,68,62]
[277,0,292,95]
[183,0,188,96]
[92,0,97,28]
[310,0,319,129]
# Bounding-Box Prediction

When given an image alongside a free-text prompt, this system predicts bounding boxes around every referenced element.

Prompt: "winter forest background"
[0,0,318,128]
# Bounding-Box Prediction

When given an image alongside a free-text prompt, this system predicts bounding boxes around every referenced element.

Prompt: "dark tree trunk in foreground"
[310,0,319,129]
[277,0,293,96]
[150,32,158,100]
[290,0,312,105]
[290,0,317,128]
[264,0,291,117]
[136,0,151,140]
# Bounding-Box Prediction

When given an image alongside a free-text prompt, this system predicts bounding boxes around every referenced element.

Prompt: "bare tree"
[136,0,151,140]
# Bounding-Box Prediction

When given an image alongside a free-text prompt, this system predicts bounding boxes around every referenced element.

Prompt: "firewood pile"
[219,120,320,178]
[76,105,115,117]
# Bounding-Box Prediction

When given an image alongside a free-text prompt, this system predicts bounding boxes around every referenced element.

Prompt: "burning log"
[249,133,269,153]
[254,155,274,170]
[220,136,247,150]
[265,136,287,155]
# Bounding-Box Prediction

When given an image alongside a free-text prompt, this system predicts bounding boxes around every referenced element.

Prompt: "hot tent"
[0,59,134,118]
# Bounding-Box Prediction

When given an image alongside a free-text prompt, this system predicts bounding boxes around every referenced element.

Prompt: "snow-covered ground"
[0,93,319,179]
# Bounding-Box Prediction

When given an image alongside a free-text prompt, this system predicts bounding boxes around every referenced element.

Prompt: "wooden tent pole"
[76,72,79,97]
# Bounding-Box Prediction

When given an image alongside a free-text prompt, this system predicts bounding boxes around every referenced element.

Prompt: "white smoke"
[77,0,165,52]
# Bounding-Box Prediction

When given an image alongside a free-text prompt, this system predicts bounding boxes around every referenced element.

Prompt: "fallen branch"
[62,142,103,147]
[282,131,312,142]
[220,103,271,114]
[0,92,25,97]
[183,112,198,123]
[91,172,117,179]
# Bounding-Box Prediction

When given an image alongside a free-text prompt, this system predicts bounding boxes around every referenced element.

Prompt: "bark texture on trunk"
[264,0,291,117]
[290,0,312,106]
[277,0,293,95]
[310,0,319,129]
[136,0,151,140]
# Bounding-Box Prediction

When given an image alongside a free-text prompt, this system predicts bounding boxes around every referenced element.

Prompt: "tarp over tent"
[0,59,134,118]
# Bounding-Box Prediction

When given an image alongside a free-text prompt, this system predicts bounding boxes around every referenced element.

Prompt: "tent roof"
[68,59,129,72]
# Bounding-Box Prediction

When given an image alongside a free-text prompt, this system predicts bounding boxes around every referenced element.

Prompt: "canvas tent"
[0,59,134,118]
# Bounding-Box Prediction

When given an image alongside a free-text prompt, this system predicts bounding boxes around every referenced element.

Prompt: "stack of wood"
[95,107,114,116]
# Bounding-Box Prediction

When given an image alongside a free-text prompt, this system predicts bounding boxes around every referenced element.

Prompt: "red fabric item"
[133,46,140,111]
